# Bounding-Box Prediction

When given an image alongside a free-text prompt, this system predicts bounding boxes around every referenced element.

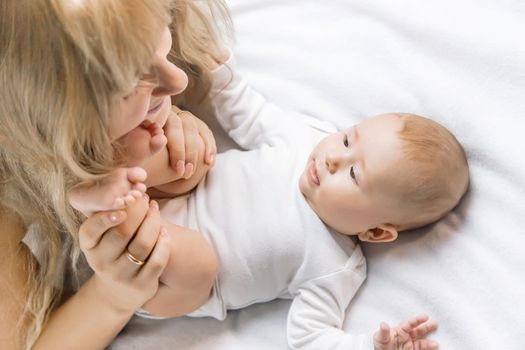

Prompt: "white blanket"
[111,1,525,349]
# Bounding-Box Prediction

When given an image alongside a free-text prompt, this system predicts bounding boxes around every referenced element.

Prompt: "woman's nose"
[152,60,189,97]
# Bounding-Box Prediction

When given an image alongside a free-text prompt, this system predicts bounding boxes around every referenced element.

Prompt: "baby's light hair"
[394,113,469,230]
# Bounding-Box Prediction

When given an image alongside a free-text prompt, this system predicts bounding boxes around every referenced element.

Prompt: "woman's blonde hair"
[0,0,230,348]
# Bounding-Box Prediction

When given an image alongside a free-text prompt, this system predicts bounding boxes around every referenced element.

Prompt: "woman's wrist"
[89,275,142,317]
[34,276,135,350]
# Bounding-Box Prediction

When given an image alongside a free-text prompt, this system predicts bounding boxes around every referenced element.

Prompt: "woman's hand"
[78,195,171,314]
[164,106,216,179]
[373,315,438,350]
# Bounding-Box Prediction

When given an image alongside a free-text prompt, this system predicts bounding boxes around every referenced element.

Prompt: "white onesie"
[156,54,373,350]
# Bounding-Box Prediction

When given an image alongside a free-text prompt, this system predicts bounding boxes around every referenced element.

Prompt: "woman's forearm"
[33,276,135,350]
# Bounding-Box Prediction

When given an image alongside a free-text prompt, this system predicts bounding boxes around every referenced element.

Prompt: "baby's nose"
[325,153,345,173]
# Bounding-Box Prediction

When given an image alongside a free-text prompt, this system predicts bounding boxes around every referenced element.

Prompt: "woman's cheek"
[109,93,150,141]
[125,92,151,127]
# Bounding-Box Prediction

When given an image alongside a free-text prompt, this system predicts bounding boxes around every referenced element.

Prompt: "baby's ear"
[357,224,398,243]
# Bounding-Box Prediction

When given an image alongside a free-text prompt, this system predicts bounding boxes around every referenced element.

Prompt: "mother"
[0,0,230,348]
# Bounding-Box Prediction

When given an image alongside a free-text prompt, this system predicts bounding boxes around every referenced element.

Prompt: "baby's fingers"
[409,319,438,340]
[373,322,392,348]
[414,339,439,350]
[399,314,429,335]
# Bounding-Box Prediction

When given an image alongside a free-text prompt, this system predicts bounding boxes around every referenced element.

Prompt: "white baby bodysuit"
[158,53,373,350]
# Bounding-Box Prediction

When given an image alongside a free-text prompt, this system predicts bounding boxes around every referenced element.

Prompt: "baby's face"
[299,114,408,235]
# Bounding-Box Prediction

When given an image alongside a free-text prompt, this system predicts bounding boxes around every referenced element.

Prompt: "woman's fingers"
[197,119,217,165]
[164,109,186,176]
[86,195,149,264]
[137,226,171,282]
[121,201,163,276]
[178,111,199,178]
[78,209,127,251]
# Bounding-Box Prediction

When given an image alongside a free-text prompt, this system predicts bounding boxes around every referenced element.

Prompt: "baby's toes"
[127,167,147,183]
[123,193,137,206]
[130,189,143,199]
[132,182,147,193]
[113,196,126,209]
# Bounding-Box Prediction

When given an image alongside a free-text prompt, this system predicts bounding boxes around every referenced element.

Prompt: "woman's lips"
[147,100,163,114]
[308,161,320,186]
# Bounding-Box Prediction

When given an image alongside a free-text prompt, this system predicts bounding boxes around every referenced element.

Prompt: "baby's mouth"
[308,160,320,186]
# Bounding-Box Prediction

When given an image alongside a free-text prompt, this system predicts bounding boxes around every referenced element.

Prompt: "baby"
[70,52,469,349]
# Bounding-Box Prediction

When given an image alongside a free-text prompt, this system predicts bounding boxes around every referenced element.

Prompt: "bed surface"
[111,1,525,349]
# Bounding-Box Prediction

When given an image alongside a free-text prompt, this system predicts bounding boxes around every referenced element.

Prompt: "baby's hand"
[68,167,147,217]
[373,314,438,350]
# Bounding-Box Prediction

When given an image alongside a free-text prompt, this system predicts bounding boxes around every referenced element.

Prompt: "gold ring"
[126,250,145,266]
[176,110,191,117]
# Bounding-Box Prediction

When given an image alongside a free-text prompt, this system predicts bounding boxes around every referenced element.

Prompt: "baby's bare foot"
[115,121,167,166]
[68,167,147,216]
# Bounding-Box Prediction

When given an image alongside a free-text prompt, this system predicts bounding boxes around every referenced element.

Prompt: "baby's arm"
[209,51,298,149]
[287,271,438,350]
[287,268,371,350]
[68,167,147,217]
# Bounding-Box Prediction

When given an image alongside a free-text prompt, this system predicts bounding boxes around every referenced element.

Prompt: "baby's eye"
[343,134,349,147]
[350,166,358,185]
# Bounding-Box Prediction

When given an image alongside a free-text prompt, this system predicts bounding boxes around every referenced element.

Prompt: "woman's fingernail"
[208,154,215,165]
[176,160,185,175]
[150,200,159,211]
[109,211,124,223]
[160,227,169,241]
[185,163,194,175]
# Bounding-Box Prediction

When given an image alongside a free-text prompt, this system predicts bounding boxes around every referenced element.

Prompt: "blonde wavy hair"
[0,0,231,348]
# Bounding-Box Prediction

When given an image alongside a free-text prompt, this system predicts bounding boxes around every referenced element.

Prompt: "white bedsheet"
[111,1,525,349]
